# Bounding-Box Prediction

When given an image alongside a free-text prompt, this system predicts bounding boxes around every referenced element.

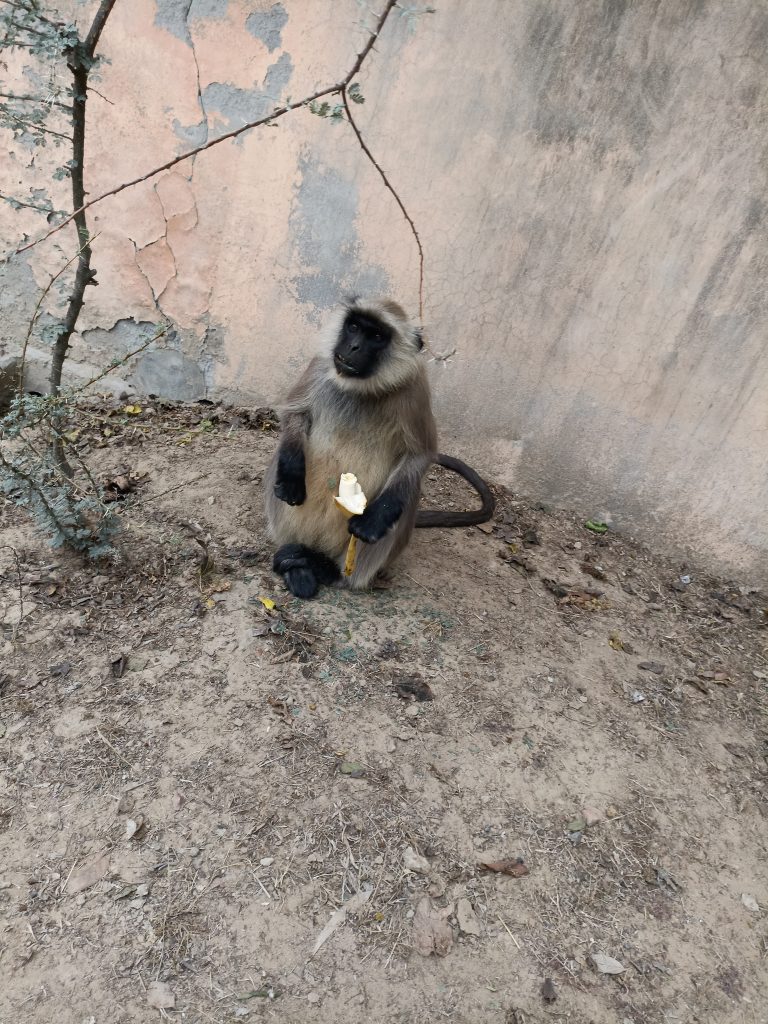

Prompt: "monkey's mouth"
[334,354,360,376]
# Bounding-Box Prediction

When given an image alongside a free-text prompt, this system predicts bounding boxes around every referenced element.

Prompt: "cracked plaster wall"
[0,0,766,582]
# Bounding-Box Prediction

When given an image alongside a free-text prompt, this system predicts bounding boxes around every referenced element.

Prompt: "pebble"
[403,846,431,874]
[583,805,603,827]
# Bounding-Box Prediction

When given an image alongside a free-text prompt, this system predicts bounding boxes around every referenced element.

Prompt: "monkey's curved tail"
[415,453,495,528]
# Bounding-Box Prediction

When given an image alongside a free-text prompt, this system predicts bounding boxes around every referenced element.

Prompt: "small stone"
[260,857,275,867]
[606,805,619,818]
[208,496,215,505]
[583,805,603,827]
[456,897,481,936]
[403,846,430,874]
[405,705,420,719]
[741,893,760,914]
[428,875,447,897]
[147,980,175,1009]
[307,992,320,1004]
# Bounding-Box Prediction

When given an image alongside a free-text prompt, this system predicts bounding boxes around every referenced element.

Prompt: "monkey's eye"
[374,332,381,342]
[347,322,358,335]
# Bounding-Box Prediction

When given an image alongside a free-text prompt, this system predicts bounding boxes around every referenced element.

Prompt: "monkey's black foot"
[273,544,340,600]
[284,565,319,599]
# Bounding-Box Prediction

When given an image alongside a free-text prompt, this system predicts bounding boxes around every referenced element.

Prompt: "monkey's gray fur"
[265,296,437,592]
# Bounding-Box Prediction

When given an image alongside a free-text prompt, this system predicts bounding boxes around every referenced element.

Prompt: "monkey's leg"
[345,455,431,589]
[273,543,340,600]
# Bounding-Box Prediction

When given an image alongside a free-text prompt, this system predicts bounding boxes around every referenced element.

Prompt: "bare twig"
[95,726,135,770]
[70,322,169,395]
[341,85,424,319]
[87,86,113,105]
[117,473,208,514]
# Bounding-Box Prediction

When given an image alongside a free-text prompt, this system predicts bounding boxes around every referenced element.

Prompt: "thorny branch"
[41,0,117,484]
[10,0,428,321]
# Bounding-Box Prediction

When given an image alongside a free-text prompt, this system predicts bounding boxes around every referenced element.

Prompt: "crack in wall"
[185,0,209,179]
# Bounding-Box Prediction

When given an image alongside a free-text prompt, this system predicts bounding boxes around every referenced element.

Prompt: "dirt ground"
[1,399,766,1024]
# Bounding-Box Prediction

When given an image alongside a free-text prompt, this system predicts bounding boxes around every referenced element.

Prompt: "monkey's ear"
[413,328,424,350]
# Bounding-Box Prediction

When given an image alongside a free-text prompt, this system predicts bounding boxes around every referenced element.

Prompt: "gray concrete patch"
[133,348,207,401]
[290,153,389,316]
[201,53,293,134]
[154,0,192,45]
[246,3,289,52]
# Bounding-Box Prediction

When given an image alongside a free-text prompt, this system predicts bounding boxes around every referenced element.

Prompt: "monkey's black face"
[333,311,393,379]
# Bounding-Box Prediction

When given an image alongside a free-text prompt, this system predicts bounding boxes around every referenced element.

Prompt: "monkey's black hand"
[274,447,306,506]
[348,496,403,544]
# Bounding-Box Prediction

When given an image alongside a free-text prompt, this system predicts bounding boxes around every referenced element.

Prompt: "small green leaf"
[584,519,609,534]
[339,761,365,778]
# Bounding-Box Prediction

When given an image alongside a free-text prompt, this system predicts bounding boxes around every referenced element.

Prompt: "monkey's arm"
[348,453,431,544]
[273,362,319,506]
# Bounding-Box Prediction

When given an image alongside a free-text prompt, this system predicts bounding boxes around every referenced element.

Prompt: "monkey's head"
[328,296,424,394]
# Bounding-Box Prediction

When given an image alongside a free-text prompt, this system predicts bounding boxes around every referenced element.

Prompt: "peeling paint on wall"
[133,348,207,401]
[0,257,38,353]
[195,53,293,137]
[189,0,230,20]
[290,153,389,315]
[81,319,161,358]
[246,3,289,52]
[154,0,194,45]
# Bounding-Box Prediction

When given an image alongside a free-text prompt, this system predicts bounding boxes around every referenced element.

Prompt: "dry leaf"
[125,814,146,841]
[123,404,142,415]
[412,896,454,957]
[393,674,434,702]
[258,596,276,611]
[311,886,372,954]
[146,980,175,1009]
[65,851,110,894]
[478,857,529,878]
[591,951,626,974]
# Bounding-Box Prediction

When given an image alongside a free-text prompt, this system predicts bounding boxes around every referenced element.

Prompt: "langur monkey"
[264,296,494,599]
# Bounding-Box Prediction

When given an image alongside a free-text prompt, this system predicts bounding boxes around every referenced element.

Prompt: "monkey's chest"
[305,430,393,506]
